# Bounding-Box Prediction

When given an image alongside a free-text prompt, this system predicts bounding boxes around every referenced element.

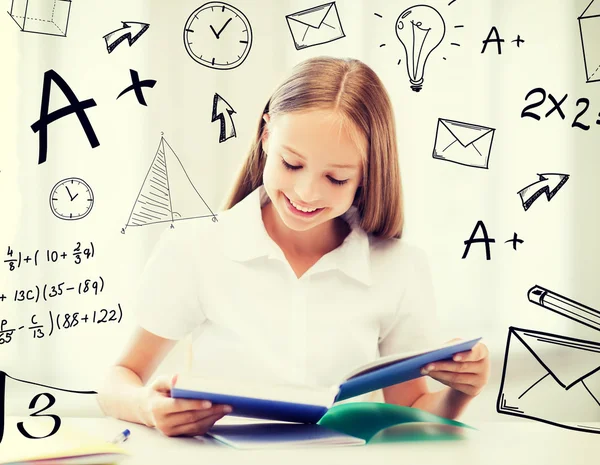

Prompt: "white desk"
[4,416,599,465]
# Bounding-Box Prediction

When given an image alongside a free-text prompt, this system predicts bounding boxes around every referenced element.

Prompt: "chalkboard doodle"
[432,118,496,169]
[578,0,600,84]
[183,2,253,70]
[49,177,94,221]
[285,2,345,50]
[103,21,150,54]
[7,0,71,37]
[212,93,237,143]
[517,173,569,212]
[123,135,218,232]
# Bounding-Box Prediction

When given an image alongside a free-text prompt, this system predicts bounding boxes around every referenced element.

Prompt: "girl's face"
[261,109,365,233]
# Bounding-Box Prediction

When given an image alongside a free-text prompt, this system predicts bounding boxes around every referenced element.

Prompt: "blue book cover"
[171,337,481,423]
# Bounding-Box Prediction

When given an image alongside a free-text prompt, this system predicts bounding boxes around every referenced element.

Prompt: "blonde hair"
[221,56,404,239]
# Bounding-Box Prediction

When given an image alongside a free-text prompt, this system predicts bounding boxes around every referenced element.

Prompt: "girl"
[97,56,490,437]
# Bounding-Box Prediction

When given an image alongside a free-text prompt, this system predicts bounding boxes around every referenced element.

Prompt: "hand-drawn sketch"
[395,5,445,92]
[183,2,253,70]
[49,177,94,221]
[578,0,600,84]
[374,2,463,90]
[432,118,496,169]
[517,173,569,211]
[285,2,345,50]
[212,93,236,143]
[0,370,97,444]
[103,21,150,54]
[123,135,217,232]
[7,0,71,37]
[528,285,600,332]
[116,69,157,106]
[496,327,600,434]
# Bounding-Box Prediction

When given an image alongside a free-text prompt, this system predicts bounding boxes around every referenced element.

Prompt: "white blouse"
[133,185,439,399]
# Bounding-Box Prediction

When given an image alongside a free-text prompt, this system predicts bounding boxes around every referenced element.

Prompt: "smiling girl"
[97,56,490,437]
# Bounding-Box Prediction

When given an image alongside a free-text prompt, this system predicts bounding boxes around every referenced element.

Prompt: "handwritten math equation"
[0,277,105,304]
[4,242,95,271]
[0,304,123,344]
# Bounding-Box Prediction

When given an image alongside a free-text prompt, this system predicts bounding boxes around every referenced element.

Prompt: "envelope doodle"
[432,118,496,169]
[285,2,345,50]
[497,328,600,434]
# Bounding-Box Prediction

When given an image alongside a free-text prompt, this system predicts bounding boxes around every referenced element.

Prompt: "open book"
[171,337,481,424]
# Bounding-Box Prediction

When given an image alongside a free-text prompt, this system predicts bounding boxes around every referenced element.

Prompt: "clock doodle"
[183,2,253,70]
[49,177,94,221]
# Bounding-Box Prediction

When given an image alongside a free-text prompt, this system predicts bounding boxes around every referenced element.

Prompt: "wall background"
[1,0,599,426]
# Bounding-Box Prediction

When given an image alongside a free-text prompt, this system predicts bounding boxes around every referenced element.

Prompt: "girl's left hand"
[420,340,491,397]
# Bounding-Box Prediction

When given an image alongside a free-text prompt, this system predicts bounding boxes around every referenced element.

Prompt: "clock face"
[49,177,94,220]
[183,2,253,70]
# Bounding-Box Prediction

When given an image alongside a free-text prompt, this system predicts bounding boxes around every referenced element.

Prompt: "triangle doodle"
[123,135,217,231]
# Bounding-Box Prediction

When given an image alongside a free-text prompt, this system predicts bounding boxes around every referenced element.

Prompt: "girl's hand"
[421,340,491,397]
[141,374,232,437]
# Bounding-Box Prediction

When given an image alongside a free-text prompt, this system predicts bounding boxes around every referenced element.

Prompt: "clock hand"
[65,186,79,201]
[214,18,232,39]
[209,24,219,38]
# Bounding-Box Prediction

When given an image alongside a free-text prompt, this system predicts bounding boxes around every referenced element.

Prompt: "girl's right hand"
[141,374,232,437]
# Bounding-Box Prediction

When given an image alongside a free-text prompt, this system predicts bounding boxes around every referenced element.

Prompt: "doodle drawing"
[49,177,94,221]
[496,327,600,434]
[395,5,446,92]
[432,118,496,169]
[103,21,150,54]
[212,93,236,143]
[183,2,253,70]
[7,0,71,37]
[517,173,569,211]
[578,0,600,84]
[124,135,217,231]
[285,2,345,50]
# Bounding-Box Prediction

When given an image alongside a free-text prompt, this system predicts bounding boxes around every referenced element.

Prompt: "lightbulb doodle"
[122,134,218,233]
[374,1,464,92]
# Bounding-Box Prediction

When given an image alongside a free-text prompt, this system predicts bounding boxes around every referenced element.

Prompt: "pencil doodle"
[285,2,345,50]
[183,2,253,70]
[517,173,569,211]
[374,2,463,92]
[496,327,600,434]
[528,285,600,332]
[123,134,218,232]
[31,70,99,165]
[116,69,157,107]
[103,21,150,54]
[0,371,97,444]
[7,0,71,37]
[49,177,94,221]
[212,93,236,143]
[432,118,496,169]
[578,0,600,84]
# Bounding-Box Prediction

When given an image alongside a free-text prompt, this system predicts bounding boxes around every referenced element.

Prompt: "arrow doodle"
[517,173,569,211]
[103,21,150,54]
[211,93,237,143]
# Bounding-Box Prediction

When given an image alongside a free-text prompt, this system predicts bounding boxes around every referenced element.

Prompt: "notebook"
[172,337,481,423]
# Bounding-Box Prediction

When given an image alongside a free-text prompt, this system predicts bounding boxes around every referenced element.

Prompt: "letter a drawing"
[31,70,99,165]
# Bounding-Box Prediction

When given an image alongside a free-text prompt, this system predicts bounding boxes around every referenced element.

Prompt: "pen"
[110,429,131,444]
[527,285,600,331]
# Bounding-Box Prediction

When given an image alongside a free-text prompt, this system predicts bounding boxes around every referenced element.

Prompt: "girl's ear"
[261,113,271,154]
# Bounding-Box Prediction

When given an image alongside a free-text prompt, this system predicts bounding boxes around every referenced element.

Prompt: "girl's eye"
[281,159,301,170]
[281,158,348,185]
[328,176,348,185]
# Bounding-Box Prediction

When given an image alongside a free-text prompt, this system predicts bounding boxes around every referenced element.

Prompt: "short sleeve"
[378,247,441,356]
[132,228,206,340]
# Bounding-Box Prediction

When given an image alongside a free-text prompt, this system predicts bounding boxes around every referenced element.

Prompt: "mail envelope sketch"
[432,118,496,169]
[285,2,345,50]
[497,327,600,434]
